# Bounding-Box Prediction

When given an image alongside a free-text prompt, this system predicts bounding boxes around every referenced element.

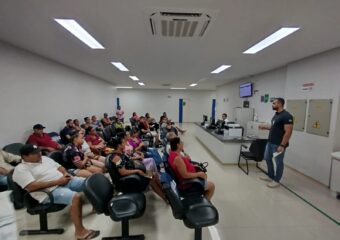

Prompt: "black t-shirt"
[63,144,84,169]
[60,127,74,145]
[268,110,293,146]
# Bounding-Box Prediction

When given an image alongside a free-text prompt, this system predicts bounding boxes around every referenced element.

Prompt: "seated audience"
[73,119,82,131]
[13,144,100,239]
[80,129,109,163]
[91,115,102,130]
[60,119,75,145]
[27,124,62,152]
[110,137,166,202]
[129,127,163,165]
[116,105,125,123]
[138,116,161,146]
[165,132,197,164]
[168,137,215,200]
[159,116,169,139]
[165,132,177,154]
[84,126,105,155]
[0,150,21,189]
[64,131,105,177]
[161,112,186,134]
[119,132,157,172]
[101,113,111,127]
[112,117,124,130]
[83,117,92,130]
[145,113,159,132]
[132,112,140,122]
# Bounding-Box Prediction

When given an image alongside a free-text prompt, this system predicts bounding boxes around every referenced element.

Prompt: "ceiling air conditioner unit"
[149,12,211,37]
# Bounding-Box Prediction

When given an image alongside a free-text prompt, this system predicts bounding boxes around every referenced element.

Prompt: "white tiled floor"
[13,123,340,239]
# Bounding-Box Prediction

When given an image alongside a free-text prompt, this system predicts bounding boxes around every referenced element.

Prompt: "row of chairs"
[5,151,151,238]
[2,138,219,240]
[159,153,219,240]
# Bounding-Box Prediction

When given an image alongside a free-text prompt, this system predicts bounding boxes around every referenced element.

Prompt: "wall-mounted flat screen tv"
[240,82,253,98]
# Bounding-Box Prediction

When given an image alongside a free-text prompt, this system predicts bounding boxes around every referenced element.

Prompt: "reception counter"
[194,123,253,164]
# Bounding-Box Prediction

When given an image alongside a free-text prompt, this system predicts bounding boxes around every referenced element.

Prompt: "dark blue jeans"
[263,142,286,183]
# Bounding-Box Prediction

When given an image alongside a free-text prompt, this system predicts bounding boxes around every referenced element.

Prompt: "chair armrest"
[182,177,205,187]
[24,189,54,207]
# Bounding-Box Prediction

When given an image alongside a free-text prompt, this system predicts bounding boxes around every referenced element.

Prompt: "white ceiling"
[1,0,340,90]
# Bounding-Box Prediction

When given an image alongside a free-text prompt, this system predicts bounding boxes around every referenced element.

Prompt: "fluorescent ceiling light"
[190,83,198,87]
[116,86,132,89]
[243,27,300,54]
[54,19,104,49]
[129,76,139,81]
[171,87,186,90]
[111,62,129,72]
[138,82,145,86]
[211,65,231,74]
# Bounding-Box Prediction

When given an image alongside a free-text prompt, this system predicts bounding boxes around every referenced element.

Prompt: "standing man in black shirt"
[259,98,293,188]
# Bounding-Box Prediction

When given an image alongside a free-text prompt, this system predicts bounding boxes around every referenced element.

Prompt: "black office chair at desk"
[238,139,267,175]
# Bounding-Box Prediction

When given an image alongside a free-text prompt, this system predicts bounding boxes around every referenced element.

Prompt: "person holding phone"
[259,98,294,188]
[13,144,100,240]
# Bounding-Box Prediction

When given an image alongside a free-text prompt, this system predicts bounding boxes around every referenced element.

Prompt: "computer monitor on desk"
[201,115,208,126]
[206,117,216,129]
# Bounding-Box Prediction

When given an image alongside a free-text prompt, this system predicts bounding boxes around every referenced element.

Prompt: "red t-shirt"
[85,134,102,146]
[27,133,59,149]
[168,151,196,183]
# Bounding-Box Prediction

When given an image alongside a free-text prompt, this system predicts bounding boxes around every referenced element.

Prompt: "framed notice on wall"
[306,99,333,137]
[286,99,307,132]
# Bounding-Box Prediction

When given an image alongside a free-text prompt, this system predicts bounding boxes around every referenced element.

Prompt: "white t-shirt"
[81,140,91,153]
[13,156,62,203]
[224,118,229,124]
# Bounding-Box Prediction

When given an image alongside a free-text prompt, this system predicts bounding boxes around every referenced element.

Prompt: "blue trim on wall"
[212,99,216,120]
[179,98,183,123]
[116,97,120,108]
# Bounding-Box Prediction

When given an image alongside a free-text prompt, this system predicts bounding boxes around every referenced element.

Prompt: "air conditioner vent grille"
[149,12,211,37]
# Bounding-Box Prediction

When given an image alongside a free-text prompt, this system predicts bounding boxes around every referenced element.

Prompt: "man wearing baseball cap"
[13,144,100,239]
[27,124,62,152]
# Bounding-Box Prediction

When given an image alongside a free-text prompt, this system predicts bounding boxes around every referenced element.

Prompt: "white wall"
[216,67,287,122]
[216,48,340,185]
[284,49,340,185]
[0,42,116,147]
[117,89,216,123]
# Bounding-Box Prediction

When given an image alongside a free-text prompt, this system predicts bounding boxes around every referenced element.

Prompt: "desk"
[194,123,252,164]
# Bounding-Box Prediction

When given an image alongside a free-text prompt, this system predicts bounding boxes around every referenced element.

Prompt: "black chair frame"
[7,171,66,235]
[162,180,218,240]
[238,139,267,175]
[84,173,146,240]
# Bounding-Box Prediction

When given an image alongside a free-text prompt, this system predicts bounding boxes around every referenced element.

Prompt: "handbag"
[194,162,209,173]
